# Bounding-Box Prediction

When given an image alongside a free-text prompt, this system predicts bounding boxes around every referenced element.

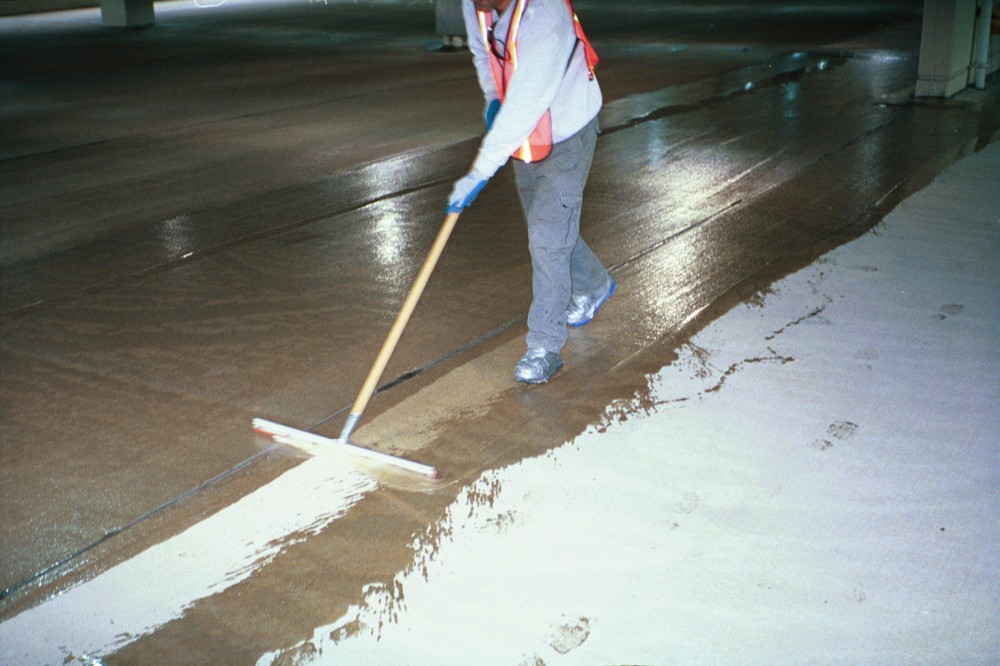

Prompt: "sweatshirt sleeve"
[462,1,500,106]
[471,0,577,177]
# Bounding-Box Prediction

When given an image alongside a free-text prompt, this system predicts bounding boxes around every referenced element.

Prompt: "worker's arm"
[463,2,502,123]
[469,0,577,177]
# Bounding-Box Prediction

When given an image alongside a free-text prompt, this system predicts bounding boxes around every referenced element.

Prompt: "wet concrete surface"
[1,0,998,661]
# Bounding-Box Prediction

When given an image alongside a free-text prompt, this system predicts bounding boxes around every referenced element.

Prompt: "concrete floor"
[1,0,998,663]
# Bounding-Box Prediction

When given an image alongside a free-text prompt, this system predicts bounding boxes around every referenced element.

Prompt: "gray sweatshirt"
[462,0,603,177]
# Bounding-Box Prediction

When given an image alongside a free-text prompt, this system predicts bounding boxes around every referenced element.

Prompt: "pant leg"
[570,233,609,297]
[513,117,606,353]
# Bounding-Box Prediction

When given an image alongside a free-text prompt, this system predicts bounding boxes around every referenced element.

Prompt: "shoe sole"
[568,278,616,328]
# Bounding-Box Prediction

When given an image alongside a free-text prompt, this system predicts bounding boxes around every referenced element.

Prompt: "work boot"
[566,276,616,327]
[514,348,564,384]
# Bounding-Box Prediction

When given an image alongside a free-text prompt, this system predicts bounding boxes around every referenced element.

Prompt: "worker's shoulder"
[521,0,572,31]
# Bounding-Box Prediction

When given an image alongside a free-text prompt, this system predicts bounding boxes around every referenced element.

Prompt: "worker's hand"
[446,169,489,213]
[484,98,501,131]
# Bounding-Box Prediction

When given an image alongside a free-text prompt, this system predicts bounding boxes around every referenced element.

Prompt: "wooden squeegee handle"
[339,211,461,441]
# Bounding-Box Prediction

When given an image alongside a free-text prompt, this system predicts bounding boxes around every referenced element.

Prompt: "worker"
[447,0,615,384]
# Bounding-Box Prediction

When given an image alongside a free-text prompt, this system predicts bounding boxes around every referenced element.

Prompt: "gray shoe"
[566,276,616,327]
[514,348,564,384]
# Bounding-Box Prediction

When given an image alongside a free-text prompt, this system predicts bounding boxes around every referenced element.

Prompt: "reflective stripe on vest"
[568,1,599,75]
[477,0,598,163]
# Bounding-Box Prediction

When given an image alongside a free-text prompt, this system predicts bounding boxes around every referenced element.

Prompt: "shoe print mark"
[548,616,592,655]
[936,303,964,320]
[827,421,859,440]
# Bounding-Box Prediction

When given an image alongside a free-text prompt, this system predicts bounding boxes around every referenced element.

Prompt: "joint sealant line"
[0,444,279,604]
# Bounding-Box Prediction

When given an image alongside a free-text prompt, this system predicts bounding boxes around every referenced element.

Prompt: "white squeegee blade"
[252,418,438,479]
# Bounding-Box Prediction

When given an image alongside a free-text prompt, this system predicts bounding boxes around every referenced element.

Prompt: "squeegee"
[253,212,462,480]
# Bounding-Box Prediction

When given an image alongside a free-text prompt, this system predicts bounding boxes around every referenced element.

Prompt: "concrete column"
[101,0,154,28]
[970,0,995,87]
[916,0,978,97]
[435,0,467,49]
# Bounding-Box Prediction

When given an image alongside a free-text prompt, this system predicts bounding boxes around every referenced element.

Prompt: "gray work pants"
[513,116,609,353]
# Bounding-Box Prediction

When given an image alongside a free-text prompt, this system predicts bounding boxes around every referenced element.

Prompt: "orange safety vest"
[477,0,598,163]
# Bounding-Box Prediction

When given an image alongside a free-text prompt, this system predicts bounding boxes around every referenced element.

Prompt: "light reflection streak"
[863,50,914,98]
[364,199,415,278]
[158,214,195,261]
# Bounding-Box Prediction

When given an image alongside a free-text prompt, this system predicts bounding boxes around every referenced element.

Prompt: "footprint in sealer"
[827,421,858,440]
[937,303,964,320]
[548,615,592,655]
[812,421,858,451]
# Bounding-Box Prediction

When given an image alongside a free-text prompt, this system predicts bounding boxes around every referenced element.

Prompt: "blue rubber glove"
[447,169,489,213]
[484,98,501,131]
